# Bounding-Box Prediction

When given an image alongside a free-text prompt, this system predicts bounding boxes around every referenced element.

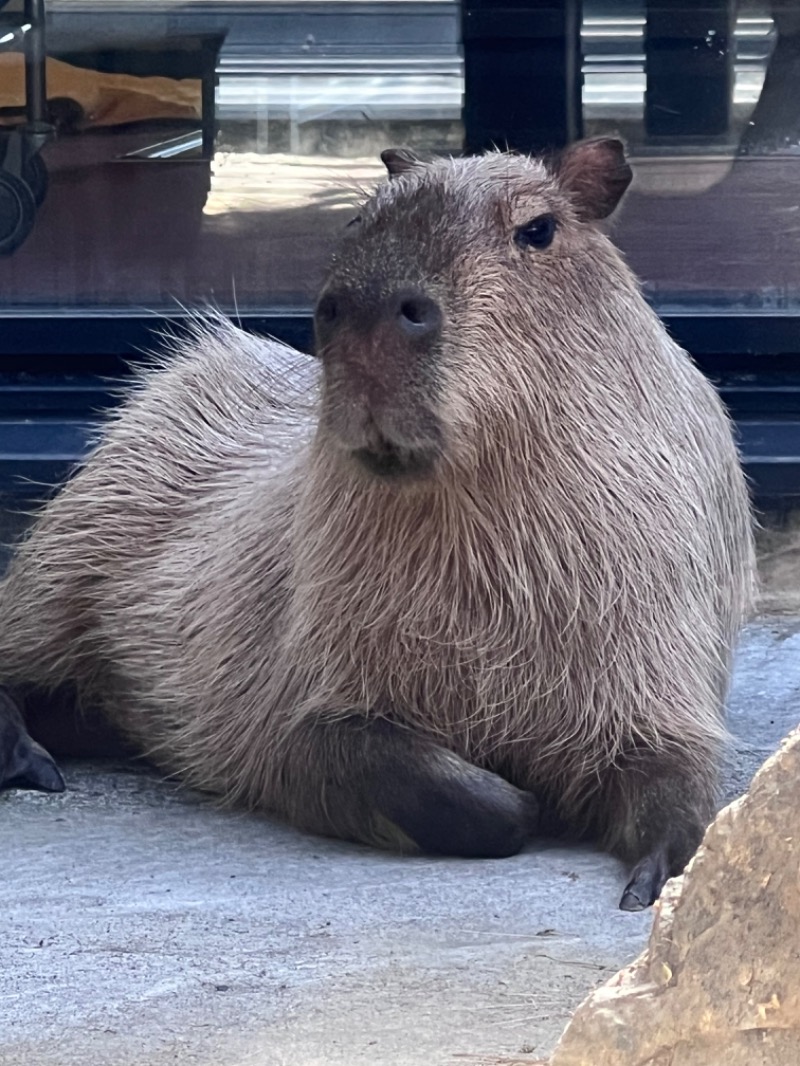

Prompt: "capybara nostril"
[396,294,441,337]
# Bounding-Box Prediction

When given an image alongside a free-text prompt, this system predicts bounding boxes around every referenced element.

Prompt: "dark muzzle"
[314,284,444,480]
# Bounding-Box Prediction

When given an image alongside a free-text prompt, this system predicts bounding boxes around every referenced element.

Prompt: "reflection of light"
[201,7,778,127]
[595,77,765,105]
[217,73,461,123]
[585,18,645,25]
[582,15,773,39]
[583,17,644,38]
[0,22,31,42]
[582,70,766,106]
[203,153,384,217]
[583,30,643,37]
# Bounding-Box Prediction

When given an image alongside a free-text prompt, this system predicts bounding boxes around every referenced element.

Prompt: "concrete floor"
[2,618,798,1066]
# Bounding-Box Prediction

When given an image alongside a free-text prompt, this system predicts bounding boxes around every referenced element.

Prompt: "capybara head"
[313,137,633,481]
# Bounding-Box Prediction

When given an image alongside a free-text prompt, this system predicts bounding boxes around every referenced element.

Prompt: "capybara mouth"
[352,441,437,480]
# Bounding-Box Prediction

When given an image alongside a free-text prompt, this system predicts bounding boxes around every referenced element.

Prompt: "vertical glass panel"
[0,1,463,313]
[583,1,800,312]
[1,2,798,316]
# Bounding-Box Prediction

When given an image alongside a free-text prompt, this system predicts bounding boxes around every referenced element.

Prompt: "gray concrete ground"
[2,503,799,1065]
[2,619,798,1066]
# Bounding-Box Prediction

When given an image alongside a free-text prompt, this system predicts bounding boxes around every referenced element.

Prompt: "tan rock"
[548,728,800,1066]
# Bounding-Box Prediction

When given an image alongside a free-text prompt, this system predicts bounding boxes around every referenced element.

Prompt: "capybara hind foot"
[619,846,670,911]
[368,725,539,858]
[0,688,65,793]
[607,761,711,911]
[292,716,539,858]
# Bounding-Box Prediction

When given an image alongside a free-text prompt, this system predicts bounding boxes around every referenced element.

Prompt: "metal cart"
[0,0,52,254]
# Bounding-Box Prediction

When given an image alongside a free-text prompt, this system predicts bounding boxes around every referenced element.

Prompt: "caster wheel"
[23,153,48,207]
[0,170,36,256]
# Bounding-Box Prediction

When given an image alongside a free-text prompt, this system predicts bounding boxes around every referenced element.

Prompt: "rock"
[547,727,800,1066]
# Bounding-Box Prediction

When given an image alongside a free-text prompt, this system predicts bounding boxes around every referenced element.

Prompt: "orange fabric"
[0,52,201,126]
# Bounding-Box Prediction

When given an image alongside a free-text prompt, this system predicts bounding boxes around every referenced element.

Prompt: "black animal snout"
[314,286,442,353]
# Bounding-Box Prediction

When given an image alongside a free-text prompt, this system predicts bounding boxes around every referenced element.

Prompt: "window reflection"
[582,5,773,129]
[583,2,800,312]
[0,1,797,316]
[0,1,460,311]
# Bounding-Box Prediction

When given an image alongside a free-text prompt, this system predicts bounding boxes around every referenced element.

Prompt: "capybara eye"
[346,215,362,228]
[515,214,557,250]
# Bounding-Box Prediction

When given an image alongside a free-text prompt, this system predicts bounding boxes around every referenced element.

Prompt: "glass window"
[0,1,798,318]
[0,1,462,314]
[583,1,800,313]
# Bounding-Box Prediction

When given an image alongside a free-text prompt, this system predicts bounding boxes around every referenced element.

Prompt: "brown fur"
[0,141,755,904]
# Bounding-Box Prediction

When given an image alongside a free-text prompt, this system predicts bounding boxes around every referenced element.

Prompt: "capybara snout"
[315,277,446,478]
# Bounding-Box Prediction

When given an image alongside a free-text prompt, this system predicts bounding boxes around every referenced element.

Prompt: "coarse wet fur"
[0,139,755,910]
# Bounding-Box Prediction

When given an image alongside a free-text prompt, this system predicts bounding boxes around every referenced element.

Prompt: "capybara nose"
[314,287,441,354]
[391,291,442,338]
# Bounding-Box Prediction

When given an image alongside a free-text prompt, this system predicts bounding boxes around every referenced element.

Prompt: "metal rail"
[1,312,799,502]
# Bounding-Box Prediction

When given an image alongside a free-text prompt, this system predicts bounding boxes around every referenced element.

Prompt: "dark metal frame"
[1,312,800,504]
[4,311,800,360]
[462,0,583,154]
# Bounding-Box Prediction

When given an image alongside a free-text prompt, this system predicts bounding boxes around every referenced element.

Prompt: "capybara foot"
[364,720,540,858]
[0,688,65,793]
[619,845,670,911]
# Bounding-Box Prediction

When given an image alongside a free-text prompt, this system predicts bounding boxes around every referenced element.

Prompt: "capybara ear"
[381,147,422,179]
[554,137,633,221]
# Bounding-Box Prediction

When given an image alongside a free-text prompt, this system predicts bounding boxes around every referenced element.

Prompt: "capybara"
[0,138,755,909]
